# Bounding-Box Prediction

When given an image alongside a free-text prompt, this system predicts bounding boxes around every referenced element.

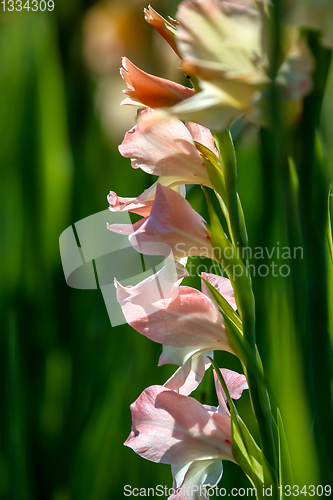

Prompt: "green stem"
[214,130,248,263]
[237,290,278,487]
[210,131,279,483]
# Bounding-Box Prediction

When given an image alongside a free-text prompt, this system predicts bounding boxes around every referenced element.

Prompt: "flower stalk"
[207,143,278,488]
[101,0,333,497]
[214,129,248,262]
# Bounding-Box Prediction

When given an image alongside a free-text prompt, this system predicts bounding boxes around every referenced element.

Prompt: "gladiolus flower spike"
[102,0,333,497]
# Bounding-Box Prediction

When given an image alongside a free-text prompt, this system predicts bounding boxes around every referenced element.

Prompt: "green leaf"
[210,259,223,276]
[213,130,246,252]
[237,194,250,258]
[202,187,234,274]
[202,277,275,407]
[197,136,249,267]
[194,141,226,201]
[277,409,294,496]
[327,188,333,260]
[225,315,271,396]
[200,276,242,331]
[327,194,333,347]
[195,141,233,231]
[288,156,299,196]
[209,357,273,498]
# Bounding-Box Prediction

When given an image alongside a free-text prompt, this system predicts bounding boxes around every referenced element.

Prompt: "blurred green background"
[1,1,333,499]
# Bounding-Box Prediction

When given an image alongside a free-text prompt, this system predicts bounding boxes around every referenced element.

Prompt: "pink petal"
[107,217,146,236]
[108,181,186,218]
[170,459,223,499]
[115,257,188,317]
[214,368,248,414]
[125,385,233,465]
[164,352,212,396]
[185,122,219,157]
[176,0,264,86]
[224,0,255,6]
[140,82,241,131]
[107,191,154,217]
[159,345,204,367]
[121,57,195,108]
[129,184,213,259]
[117,283,231,351]
[119,109,211,186]
[201,273,237,310]
[144,6,180,57]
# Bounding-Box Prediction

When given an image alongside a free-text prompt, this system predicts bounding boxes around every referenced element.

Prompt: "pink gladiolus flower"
[118,108,217,188]
[120,57,195,108]
[115,276,232,351]
[125,369,248,499]
[140,0,313,130]
[108,184,214,259]
[109,107,218,219]
[116,264,237,395]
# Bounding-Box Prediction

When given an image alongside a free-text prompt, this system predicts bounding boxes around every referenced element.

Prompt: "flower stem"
[212,131,279,486]
[214,129,249,266]
[237,290,278,489]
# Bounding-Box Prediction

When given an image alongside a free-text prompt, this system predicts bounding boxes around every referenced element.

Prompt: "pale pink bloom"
[108,184,213,259]
[115,280,230,351]
[120,57,195,108]
[116,265,237,395]
[177,0,267,88]
[176,0,313,98]
[125,385,233,469]
[108,108,218,229]
[141,0,313,130]
[125,369,248,499]
[161,273,238,395]
[118,108,216,188]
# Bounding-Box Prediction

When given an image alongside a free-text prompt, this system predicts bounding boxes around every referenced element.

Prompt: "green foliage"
[277,409,294,498]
